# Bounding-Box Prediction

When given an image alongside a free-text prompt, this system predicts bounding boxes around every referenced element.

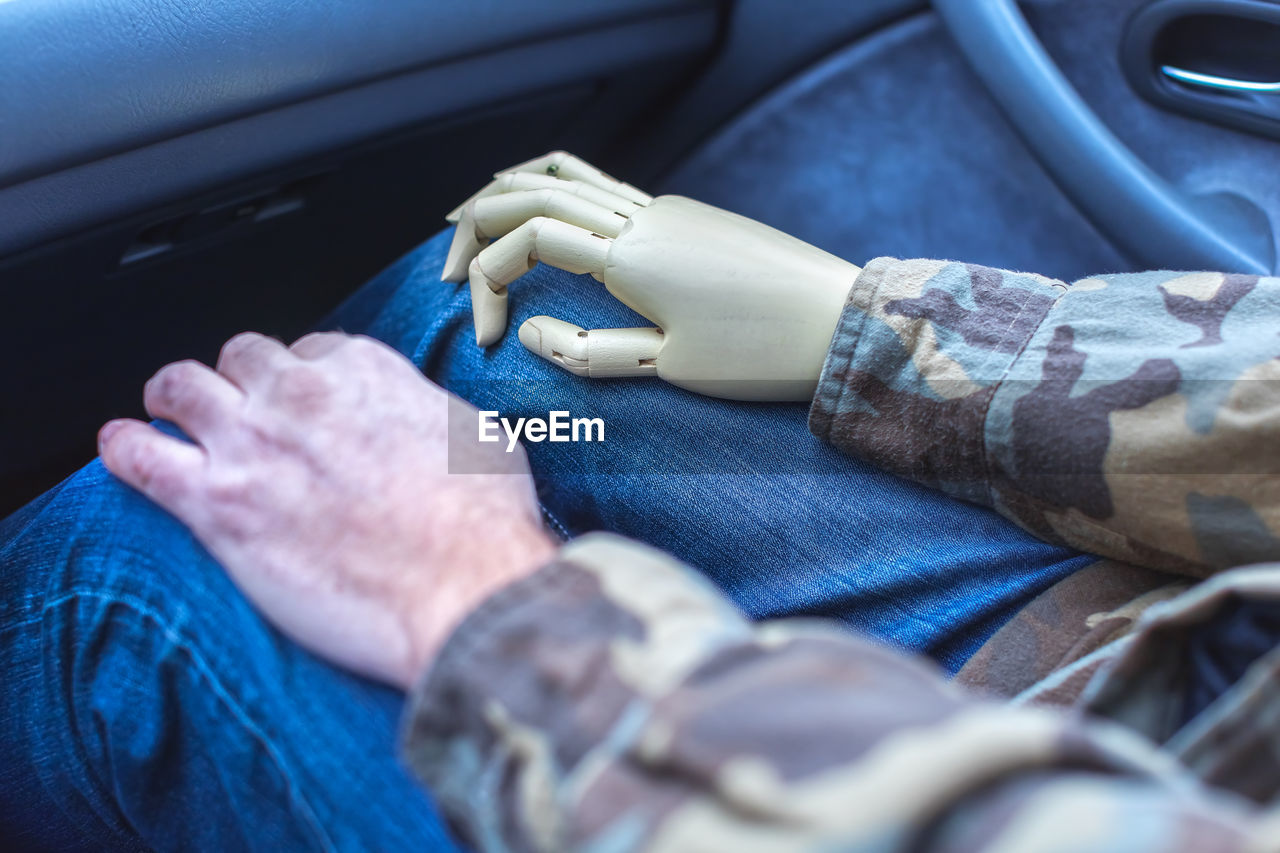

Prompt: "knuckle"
[145,467,185,502]
[205,468,250,506]
[347,334,386,358]
[148,361,201,408]
[292,331,342,351]
[290,331,324,348]
[333,331,367,350]
[124,439,181,499]
[219,331,263,363]
[244,415,298,455]
[270,364,336,412]
[342,336,392,372]
[278,363,331,389]
[202,476,257,542]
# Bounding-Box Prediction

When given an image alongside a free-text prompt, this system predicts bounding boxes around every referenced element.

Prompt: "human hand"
[444,151,861,401]
[98,332,556,690]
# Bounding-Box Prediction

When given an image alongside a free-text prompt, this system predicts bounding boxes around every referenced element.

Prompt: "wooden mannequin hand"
[443,152,861,402]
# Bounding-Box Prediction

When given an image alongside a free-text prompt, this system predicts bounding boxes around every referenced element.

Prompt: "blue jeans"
[0,230,1093,850]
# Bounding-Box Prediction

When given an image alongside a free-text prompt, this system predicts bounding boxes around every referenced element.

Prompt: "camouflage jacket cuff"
[399,532,754,849]
[809,257,1065,504]
[809,257,896,447]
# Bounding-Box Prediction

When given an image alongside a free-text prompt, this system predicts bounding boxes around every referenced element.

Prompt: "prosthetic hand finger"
[445,152,651,223]
[446,171,647,224]
[468,258,511,348]
[499,152,652,205]
[518,315,662,378]
[468,218,612,346]
[444,188,629,282]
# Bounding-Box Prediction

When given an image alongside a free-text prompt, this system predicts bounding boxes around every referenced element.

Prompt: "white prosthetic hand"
[442,152,860,401]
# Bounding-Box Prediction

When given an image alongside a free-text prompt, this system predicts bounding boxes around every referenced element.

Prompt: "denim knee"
[0,461,337,850]
[2,460,236,625]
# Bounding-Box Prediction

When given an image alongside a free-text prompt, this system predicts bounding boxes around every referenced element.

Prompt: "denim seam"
[38,588,339,853]
[539,500,572,541]
[3,606,139,848]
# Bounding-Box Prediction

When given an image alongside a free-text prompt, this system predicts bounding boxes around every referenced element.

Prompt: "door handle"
[1161,65,1280,95]
[1124,0,1280,141]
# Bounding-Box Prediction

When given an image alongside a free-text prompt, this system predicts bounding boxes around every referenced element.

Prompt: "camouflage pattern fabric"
[1083,565,1280,805]
[810,258,1280,577]
[954,558,1191,704]
[403,260,1280,850]
[404,535,1274,851]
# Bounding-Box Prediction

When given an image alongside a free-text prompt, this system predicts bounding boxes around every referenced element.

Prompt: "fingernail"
[98,420,125,451]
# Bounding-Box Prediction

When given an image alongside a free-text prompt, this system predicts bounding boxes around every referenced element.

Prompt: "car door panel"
[0,0,720,513]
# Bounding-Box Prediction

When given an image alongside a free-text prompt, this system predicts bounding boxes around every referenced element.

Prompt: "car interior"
[4,0,1278,519]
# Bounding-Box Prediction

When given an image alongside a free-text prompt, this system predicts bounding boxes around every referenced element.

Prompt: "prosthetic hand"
[442,152,860,402]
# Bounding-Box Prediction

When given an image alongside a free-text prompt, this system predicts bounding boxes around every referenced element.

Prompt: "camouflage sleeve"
[402,533,1264,852]
[809,258,1280,576]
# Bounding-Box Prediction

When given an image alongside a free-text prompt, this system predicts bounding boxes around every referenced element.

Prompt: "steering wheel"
[933,0,1274,275]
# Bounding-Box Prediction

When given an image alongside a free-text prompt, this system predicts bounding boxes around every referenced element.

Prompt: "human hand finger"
[143,359,244,443]
[99,418,207,516]
[215,332,294,391]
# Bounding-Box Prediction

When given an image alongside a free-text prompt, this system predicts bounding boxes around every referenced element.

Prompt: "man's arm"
[404,533,1264,852]
[98,329,1269,851]
[810,259,1280,576]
